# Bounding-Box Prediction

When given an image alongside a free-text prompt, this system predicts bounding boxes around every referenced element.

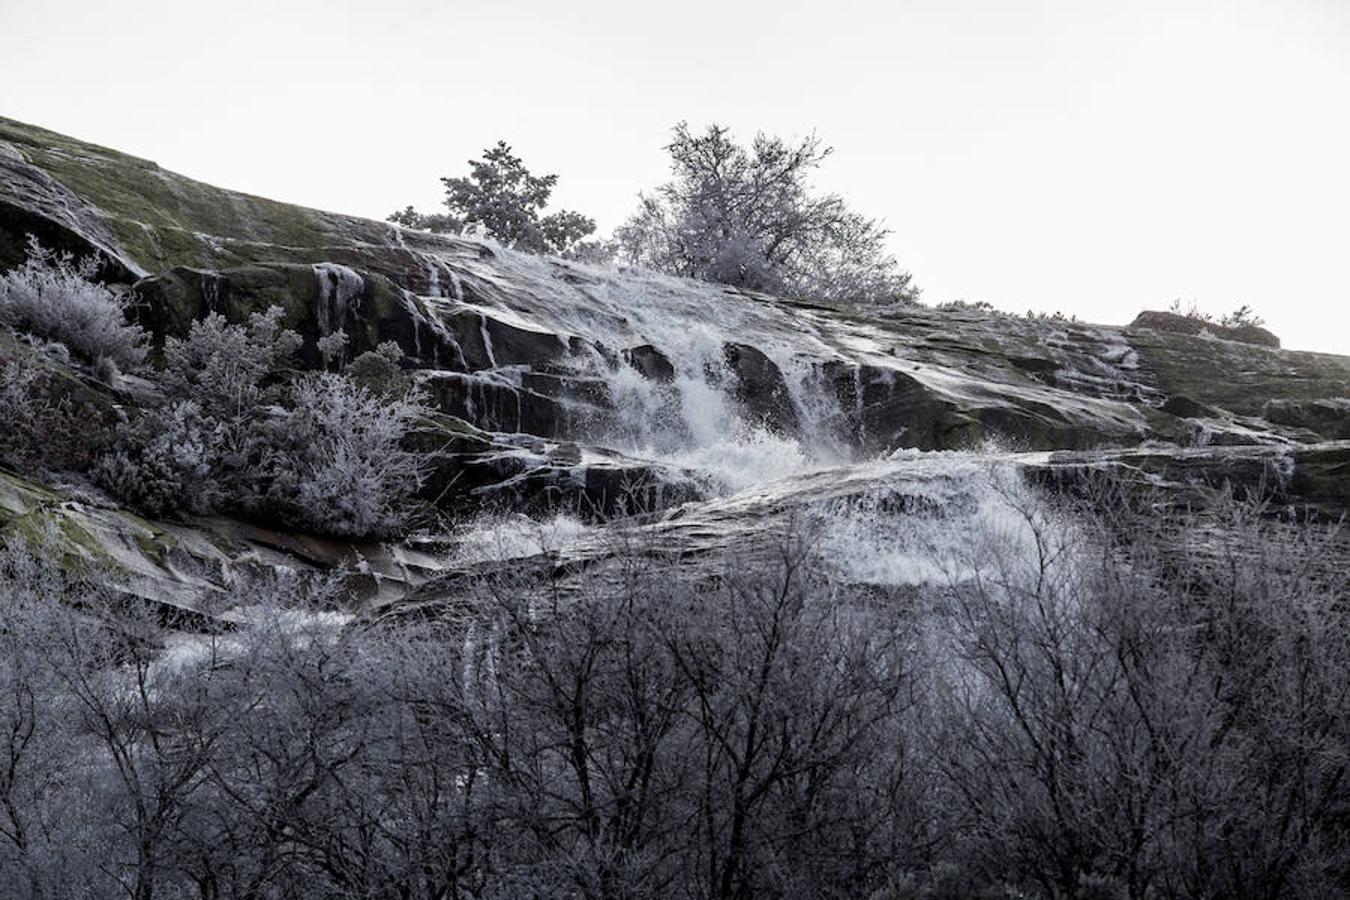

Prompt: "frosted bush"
[345,340,412,395]
[257,373,428,537]
[94,400,227,516]
[162,306,301,416]
[0,352,111,471]
[98,307,428,537]
[0,238,146,369]
[0,355,42,466]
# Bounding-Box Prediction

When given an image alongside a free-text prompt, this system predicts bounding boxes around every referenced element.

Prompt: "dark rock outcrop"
[1263,398,1350,441]
[132,263,467,369]
[622,344,676,382]
[722,342,798,435]
[1131,310,1281,348]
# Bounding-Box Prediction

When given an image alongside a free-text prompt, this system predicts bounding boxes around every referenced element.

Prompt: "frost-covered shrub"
[0,353,42,457]
[345,340,412,396]
[0,352,111,471]
[162,306,302,417]
[316,328,349,370]
[95,308,301,516]
[97,307,427,537]
[256,373,427,537]
[0,238,146,369]
[93,400,228,516]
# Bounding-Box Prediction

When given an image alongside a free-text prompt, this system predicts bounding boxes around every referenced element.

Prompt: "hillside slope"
[2,115,1347,619]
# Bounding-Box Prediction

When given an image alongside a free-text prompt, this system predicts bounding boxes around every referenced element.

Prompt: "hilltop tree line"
[390,123,920,307]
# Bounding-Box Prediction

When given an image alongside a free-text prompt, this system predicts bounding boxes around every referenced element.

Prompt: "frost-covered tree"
[389,141,598,255]
[617,123,919,305]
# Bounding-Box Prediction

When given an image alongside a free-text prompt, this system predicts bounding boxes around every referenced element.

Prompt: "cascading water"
[422,240,1063,586]
[312,262,366,336]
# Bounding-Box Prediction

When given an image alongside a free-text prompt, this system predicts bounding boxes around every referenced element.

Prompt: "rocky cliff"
[2,116,1347,621]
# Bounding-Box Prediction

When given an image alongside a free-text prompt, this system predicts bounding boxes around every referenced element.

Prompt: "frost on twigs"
[0,237,147,369]
[617,123,920,306]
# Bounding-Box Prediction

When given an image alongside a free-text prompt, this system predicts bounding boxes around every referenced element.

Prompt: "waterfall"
[416,244,863,494]
[312,263,366,336]
[398,239,1092,596]
[200,270,221,311]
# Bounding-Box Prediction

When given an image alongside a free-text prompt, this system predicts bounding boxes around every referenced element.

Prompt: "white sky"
[2,0,1347,353]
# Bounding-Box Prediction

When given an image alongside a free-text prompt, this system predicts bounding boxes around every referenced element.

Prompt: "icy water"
[429,245,1061,587]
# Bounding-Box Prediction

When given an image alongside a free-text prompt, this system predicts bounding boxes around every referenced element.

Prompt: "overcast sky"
[2,0,1347,353]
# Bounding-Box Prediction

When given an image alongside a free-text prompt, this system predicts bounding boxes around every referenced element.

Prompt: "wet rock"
[0,468,452,624]
[416,370,613,439]
[1263,398,1350,440]
[623,344,676,382]
[1126,325,1349,422]
[470,450,706,519]
[824,362,958,452]
[1009,355,1058,374]
[722,342,798,435]
[1027,442,1350,518]
[1289,442,1350,518]
[131,263,466,369]
[0,137,143,280]
[441,306,579,371]
[1161,395,1215,419]
[548,442,583,465]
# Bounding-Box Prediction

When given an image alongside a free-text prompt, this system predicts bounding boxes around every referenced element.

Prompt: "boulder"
[1131,310,1280,348]
[623,344,676,382]
[440,306,581,371]
[722,342,798,435]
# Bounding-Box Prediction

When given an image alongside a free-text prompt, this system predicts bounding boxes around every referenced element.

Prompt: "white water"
[464,250,860,490]
[413,240,1077,588]
[313,262,366,336]
[449,511,596,565]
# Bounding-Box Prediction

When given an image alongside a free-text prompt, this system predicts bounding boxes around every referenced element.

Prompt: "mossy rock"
[131,263,463,369]
[1263,398,1350,441]
[0,469,113,571]
[1127,326,1350,419]
[1290,443,1350,518]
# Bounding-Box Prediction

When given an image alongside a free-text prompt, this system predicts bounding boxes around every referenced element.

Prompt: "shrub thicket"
[96,308,428,538]
[0,349,114,472]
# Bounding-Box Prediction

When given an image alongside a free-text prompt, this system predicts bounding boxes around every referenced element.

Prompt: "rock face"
[3,115,1349,620]
[132,263,466,369]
